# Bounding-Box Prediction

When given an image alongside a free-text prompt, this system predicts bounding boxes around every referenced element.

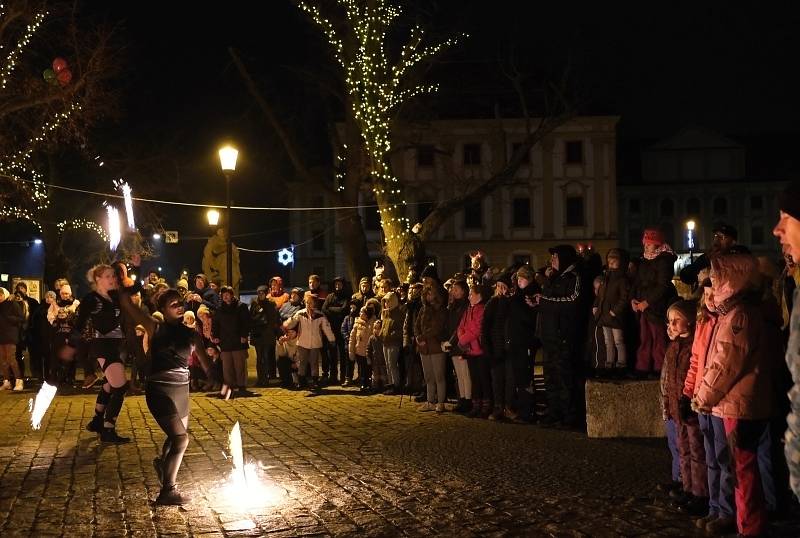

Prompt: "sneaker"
[100,428,131,444]
[153,457,164,485]
[341,379,351,387]
[86,416,103,433]
[488,409,504,421]
[419,402,435,412]
[467,403,482,418]
[82,374,99,389]
[0,380,10,390]
[503,407,519,420]
[13,379,23,391]
[155,485,191,506]
[705,516,736,535]
[435,403,445,413]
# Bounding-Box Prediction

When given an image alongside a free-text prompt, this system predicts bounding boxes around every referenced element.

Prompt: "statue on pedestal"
[202,228,241,294]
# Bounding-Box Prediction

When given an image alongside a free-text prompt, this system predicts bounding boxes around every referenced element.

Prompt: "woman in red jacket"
[457,285,490,418]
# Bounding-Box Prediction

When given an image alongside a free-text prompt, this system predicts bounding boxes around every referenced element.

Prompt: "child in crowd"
[348,306,374,391]
[367,320,386,392]
[660,300,708,516]
[340,301,358,386]
[587,275,606,376]
[276,328,299,388]
[594,248,631,377]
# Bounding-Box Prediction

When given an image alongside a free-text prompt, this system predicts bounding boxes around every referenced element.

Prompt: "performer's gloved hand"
[113,261,135,288]
[678,395,694,421]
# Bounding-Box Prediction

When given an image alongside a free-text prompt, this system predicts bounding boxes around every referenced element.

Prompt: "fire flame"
[116,180,136,230]
[29,382,57,430]
[105,204,121,251]
[219,421,284,508]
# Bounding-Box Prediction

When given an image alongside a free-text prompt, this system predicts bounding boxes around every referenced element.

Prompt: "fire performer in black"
[115,262,212,505]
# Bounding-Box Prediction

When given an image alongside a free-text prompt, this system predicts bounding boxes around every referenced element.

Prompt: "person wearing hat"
[506,265,540,421]
[322,277,350,383]
[594,248,631,376]
[212,286,251,398]
[631,228,678,377]
[249,285,280,386]
[774,180,800,501]
[175,278,189,301]
[279,287,305,321]
[351,276,375,315]
[267,276,289,309]
[534,245,583,428]
[680,223,748,286]
[185,273,220,314]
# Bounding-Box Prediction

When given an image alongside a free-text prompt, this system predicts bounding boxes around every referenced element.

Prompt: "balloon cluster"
[42,57,72,87]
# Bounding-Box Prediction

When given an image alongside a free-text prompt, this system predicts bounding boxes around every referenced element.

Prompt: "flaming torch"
[105,203,121,251]
[115,180,136,230]
[29,382,57,430]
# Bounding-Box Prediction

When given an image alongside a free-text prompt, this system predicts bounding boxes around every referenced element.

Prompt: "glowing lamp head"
[152,233,161,240]
[33,239,43,245]
[218,145,239,172]
[686,220,696,232]
[207,209,221,226]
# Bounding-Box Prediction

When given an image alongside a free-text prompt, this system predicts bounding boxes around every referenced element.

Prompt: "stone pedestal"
[585,379,665,438]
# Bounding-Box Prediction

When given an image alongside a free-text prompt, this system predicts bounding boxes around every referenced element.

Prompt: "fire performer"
[115,263,212,505]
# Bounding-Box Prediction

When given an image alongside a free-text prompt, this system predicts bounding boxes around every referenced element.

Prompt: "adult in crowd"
[680,223,748,286]
[185,273,220,313]
[351,277,374,314]
[482,271,513,420]
[414,284,448,412]
[509,265,540,421]
[444,280,470,412]
[631,228,677,377]
[249,285,280,387]
[267,276,290,309]
[0,287,25,390]
[279,287,305,321]
[212,286,250,398]
[14,281,39,379]
[322,276,349,384]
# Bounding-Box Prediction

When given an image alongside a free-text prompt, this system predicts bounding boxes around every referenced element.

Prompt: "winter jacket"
[538,263,582,342]
[279,299,303,322]
[445,298,469,347]
[268,292,290,309]
[481,294,511,360]
[508,287,538,350]
[186,287,220,313]
[348,316,374,358]
[632,251,678,323]
[367,334,385,367]
[403,297,422,349]
[695,255,778,420]
[683,311,717,398]
[660,334,694,421]
[413,292,447,355]
[457,303,485,357]
[322,291,349,331]
[341,314,356,348]
[249,299,280,341]
[351,289,375,315]
[212,300,250,351]
[284,308,336,350]
[379,292,404,347]
[0,299,24,344]
[595,268,630,329]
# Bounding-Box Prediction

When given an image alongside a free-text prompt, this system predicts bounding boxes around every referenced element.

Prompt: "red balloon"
[56,68,72,86]
[52,57,68,73]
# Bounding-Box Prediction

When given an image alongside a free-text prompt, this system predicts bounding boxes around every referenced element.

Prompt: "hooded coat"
[632,249,678,323]
[322,278,349,331]
[379,292,404,347]
[212,298,250,351]
[695,255,780,420]
[348,315,374,358]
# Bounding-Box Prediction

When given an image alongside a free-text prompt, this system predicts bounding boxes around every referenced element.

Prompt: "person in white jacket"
[283,292,335,391]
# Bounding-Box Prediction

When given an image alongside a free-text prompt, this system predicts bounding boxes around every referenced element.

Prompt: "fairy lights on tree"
[296,0,464,274]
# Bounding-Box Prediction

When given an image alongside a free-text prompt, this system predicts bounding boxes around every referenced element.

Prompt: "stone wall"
[585,379,665,438]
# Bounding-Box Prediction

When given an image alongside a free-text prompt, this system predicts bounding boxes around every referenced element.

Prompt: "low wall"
[585,379,665,438]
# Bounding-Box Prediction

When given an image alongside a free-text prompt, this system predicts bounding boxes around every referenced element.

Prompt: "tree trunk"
[338,207,372,285]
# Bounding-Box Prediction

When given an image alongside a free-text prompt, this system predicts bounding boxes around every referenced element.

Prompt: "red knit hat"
[642,228,664,246]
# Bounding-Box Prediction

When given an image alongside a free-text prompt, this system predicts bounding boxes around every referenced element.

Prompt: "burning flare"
[220,421,284,508]
[115,180,136,230]
[105,203,121,251]
[29,382,57,430]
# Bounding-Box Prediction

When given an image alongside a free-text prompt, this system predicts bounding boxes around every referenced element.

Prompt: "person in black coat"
[249,285,280,387]
[322,276,350,383]
[534,245,583,428]
[212,286,251,396]
[594,248,632,376]
[481,271,513,420]
[0,287,25,390]
[508,265,540,421]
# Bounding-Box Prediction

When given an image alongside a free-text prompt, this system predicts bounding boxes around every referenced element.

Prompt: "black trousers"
[541,337,577,424]
[253,335,277,383]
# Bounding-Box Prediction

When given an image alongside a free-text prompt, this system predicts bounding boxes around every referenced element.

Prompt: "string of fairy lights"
[297,0,465,243]
[0,7,46,89]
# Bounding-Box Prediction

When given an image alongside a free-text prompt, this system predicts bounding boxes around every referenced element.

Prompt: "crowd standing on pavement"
[4,182,800,532]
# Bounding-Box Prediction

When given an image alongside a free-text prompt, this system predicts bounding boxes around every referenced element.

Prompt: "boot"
[0,379,10,390]
[13,378,23,391]
[153,457,164,485]
[704,516,736,535]
[100,427,130,444]
[467,400,482,418]
[86,415,103,433]
[488,407,504,421]
[156,485,191,505]
[480,400,493,419]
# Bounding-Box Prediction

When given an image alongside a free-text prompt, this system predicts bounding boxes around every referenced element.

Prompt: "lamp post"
[218,145,238,286]
[686,220,696,263]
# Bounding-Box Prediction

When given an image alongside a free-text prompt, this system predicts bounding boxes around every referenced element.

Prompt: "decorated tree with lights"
[292,0,575,279]
[0,1,119,283]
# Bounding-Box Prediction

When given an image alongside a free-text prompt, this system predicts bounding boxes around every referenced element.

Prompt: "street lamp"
[686,220,696,263]
[207,209,220,226]
[218,145,238,286]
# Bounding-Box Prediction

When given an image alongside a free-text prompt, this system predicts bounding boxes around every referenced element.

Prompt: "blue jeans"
[699,413,735,517]
[666,418,680,482]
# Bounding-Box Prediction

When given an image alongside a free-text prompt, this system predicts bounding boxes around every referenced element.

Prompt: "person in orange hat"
[267,276,289,309]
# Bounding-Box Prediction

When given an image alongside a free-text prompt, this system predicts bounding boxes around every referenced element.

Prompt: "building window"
[713,197,727,215]
[464,200,483,229]
[628,198,641,215]
[686,197,701,216]
[565,196,584,227]
[463,143,481,166]
[750,195,763,211]
[511,143,531,164]
[417,201,433,222]
[311,229,325,252]
[660,198,674,217]
[417,145,435,167]
[565,141,583,164]
[751,225,764,245]
[512,197,531,227]
[512,254,531,267]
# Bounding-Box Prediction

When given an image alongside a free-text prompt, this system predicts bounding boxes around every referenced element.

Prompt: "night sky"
[6,1,800,290]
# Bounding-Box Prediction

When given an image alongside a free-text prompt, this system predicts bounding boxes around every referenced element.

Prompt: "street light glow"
[218,145,239,172]
[152,233,161,240]
[33,238,42,245]
[207,209,220,226]
[686,220,696,231]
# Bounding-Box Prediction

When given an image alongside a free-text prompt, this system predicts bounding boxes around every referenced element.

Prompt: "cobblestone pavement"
[1,377,798,537]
